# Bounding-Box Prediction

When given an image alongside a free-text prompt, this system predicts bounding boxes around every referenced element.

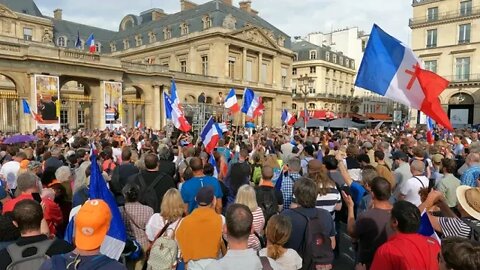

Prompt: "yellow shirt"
[176,207,222,262]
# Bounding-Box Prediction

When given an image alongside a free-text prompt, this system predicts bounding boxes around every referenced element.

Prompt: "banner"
[34,75,60,130]
[103,81,122,128]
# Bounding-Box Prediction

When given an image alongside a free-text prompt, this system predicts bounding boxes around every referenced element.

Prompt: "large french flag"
[201,117,220,154]
[355,24,452,130]
[65,153,126,260]
[224,88,240,114]
[241,88,264,118]
[165,80,191,132]
[86,33,95,53]
[281,109,296,125]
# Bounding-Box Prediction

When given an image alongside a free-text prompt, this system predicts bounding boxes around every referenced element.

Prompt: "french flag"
[281,109,296,125]
[355,24,452,130]
[65,153,126,260]
[86,33,95,53]
[241,88,264,118]
[209,154,218,178]
[426,116,434,144]
[224,88,240,114]
[418,210,441,244]
[201,117,221,154]
[135,121,142,128]
[165,80,191,132]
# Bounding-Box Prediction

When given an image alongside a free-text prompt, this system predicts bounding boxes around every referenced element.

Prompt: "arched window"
[95,43,101,53]
[57,36,66,47]
[180,22,189,35]
[202,15,212,30]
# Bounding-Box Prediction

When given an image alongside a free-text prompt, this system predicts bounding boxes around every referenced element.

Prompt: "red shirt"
[2,193,63,235]
[370,233,440,270]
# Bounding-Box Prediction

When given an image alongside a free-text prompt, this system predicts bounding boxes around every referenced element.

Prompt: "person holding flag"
[281,109,296,126]
[164,80,191,133]
[224,88,240,114]
[241,88,264,118]
[200,117,221,154]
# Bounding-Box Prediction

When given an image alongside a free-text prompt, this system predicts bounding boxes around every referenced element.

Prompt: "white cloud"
[35,0,412,43]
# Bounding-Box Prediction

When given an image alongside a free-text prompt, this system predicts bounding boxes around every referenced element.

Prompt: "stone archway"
[184,94,196,104]
[59,79,93,130]
[0,74,18,132]
[123,86,145,128]
[448,92,474,126]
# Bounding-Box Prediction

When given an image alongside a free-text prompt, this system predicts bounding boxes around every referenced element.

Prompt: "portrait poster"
[34,74,60,130]
[104,81,122,128]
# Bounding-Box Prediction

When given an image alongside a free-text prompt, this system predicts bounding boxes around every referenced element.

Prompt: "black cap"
[392,151,408,161]
[195,186,215,206]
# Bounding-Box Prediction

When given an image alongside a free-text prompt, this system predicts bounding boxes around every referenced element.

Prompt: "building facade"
[291,40,359,118]
[0,0,293,133]
[410,0,480,127]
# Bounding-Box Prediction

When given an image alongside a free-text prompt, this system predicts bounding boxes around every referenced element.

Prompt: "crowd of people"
[0,126,479,270]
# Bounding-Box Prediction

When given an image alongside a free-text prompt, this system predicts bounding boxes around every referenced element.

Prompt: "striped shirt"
[315,186,341,216]
[247,207,265,251]
[438,217,472,239]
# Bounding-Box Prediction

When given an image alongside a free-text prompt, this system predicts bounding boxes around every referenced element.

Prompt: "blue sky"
[35,0,412,43]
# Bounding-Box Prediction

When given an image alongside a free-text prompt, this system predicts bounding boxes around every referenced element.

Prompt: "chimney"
[222,0,233,5]
[239,1,251,13]
[53,9,62,20]
[180,0,198,11]
[151,9,167,21]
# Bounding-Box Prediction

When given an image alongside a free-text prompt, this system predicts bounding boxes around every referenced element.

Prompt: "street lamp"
[297,74,314,129]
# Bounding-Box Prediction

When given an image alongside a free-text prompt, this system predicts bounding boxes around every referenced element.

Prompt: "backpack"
[137,172,166,211]
[251,165,262,185]
[293,209,334,269]
[6,239,54,270]
[461,218,480,242]
[144,220,181,270]
[51,253,113,270]
[255,187,278,225]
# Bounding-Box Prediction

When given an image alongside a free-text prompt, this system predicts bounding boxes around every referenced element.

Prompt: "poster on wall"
[104,81,122,128]
[34,74,60,130]
[450,109,469,125]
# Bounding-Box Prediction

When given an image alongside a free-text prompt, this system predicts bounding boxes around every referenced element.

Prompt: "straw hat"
[456,186,480,221]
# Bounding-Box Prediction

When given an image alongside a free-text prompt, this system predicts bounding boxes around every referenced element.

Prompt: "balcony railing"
[444,74,480,83]
[409,6,480,27]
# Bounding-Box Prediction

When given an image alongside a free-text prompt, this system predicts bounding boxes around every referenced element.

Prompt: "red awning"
[299,110,337,120]
[365,113,392,121]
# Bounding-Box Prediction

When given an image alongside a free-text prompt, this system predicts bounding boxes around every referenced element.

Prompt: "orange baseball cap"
[20,160,30,169]
[74,199,111,250]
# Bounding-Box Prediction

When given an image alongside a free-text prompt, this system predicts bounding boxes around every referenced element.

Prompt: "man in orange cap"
[39,199,127,269]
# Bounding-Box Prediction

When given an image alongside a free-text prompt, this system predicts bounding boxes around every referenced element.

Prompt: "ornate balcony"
[409,6,480,28]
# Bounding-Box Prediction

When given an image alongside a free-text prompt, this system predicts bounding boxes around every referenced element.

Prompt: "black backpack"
[293,208,334,269]
[255,187,278,225]
[461,218,480,242]
[137,172,165,211]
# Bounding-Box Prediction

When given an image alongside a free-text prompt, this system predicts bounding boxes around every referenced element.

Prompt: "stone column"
[91,82,105,130]
[152,85,161,130]
[242,48,247,81]
[128,103,134,128]
[144,85,154,128]
[258,52,263,83]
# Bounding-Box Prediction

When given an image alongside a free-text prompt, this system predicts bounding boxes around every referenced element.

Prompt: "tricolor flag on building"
[200,117,221,154]
[281,109,296,125]
[86,33,95,53]
[355,24,452,130]
[224,88,240,114]
[164,80,191,132]
[241,88,264,118]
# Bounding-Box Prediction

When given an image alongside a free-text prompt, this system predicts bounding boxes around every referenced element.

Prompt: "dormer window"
[310,50,317,60]
[110,42,117,52]
[180,22,189,35]
[123,39,130,49]
[202,15,212,30]
[163,27,172,40]
[135,35,142,46]
[57,36,67,47]
[148,32,156,43]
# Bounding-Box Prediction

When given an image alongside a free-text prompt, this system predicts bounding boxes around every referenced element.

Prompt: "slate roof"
[292,40,355,70]
[2,0,291,54]
[0,0,43,17]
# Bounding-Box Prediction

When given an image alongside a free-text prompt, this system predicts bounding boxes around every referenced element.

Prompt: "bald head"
[410,160,425,175]
[261,166,274,181]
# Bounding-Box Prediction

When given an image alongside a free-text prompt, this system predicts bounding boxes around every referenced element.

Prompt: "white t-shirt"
[0,161,20,189]
[259,248,302,270]
[145,214,183,241]
[400,175,429,206]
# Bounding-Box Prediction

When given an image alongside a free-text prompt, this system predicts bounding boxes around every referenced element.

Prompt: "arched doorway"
[123,86,145,128]
[59,80,93,130]
[448,92,474,126]
[0,74,18,132]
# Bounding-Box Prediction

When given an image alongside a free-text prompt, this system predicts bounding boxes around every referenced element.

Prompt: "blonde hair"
[235,185,258,212]
[265,215,291,260]
[160,188,185,222]
[264,154,280,170]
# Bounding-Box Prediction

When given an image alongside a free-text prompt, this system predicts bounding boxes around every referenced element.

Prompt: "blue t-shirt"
[350,181,367,207]
[181,176,223,213]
